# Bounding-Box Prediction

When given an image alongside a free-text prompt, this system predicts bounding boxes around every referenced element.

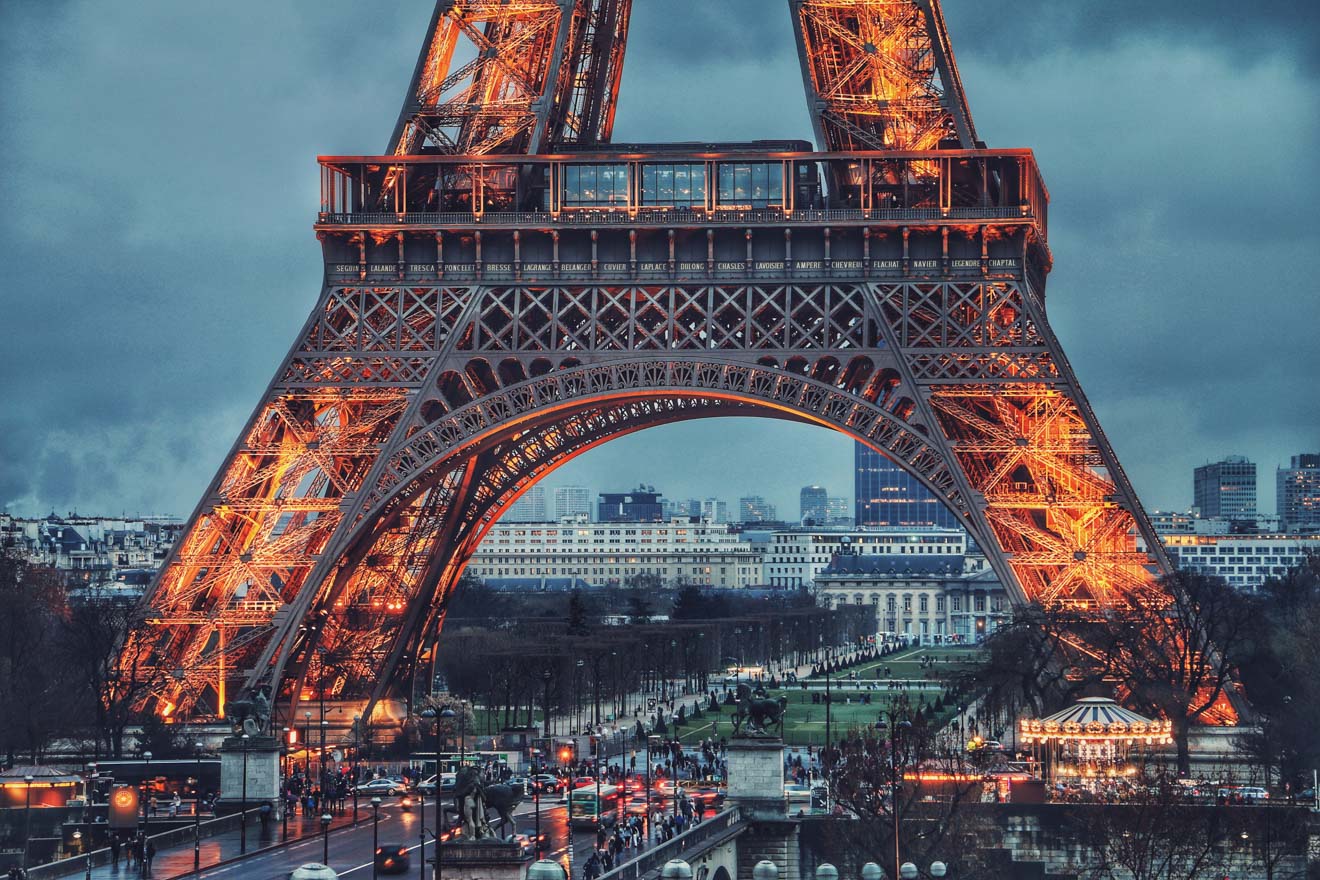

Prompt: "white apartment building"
[1161,532,1320,591]
[553,486,593,521]
[468,517,764,587]
[764,528,968,587]
[504,486,548,522]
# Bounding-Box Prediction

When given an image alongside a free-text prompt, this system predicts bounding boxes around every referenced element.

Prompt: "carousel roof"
[1040,698,1156,728]
[1020,697,1172,743]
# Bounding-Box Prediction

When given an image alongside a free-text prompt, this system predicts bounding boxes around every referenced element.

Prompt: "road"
[178,794,621,879]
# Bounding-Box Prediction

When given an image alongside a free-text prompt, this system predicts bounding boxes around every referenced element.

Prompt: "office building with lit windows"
[1193,455,1257,522]
[854,443,960,529]
[1278,454,1320,533]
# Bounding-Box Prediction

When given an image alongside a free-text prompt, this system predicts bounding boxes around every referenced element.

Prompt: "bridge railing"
[598,808,743,880]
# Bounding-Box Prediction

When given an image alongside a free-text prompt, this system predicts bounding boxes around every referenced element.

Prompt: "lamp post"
[304,710,313,775]
[193,741,204,874]
[142,749,153,867]
[352,714,362,824]
[22,773,35,870]
[320,719,329,808]
[76,827,92,880]
[439,706,454,834]
[531,749,543,857]
[645,735,657,842]
[420,707,437,880]
[575,659,585,735]
[542,669,553,736]
[282,727,291,842]
[875,714,913,878]
[240,733,250,854]
[371,797,382,880]
[320,812,332,866]
[824,665,833,751]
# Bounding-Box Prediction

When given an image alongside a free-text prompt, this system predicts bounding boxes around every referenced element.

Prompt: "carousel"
[1019,697,1173,795]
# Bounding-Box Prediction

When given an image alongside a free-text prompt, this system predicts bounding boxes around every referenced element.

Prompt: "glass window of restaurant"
[716,162,783,209]
[563,164,629,208]
[640,163,707,208]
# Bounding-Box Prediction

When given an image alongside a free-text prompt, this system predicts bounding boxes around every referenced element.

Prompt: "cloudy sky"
[2,1,1317,523]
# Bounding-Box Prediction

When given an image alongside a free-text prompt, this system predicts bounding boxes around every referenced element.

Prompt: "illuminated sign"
[109,786,140,829]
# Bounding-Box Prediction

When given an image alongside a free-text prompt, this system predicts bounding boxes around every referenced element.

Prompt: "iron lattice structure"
[125,0,1209,725]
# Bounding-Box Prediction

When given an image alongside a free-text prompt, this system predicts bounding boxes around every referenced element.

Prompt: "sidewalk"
[37,803,375,880]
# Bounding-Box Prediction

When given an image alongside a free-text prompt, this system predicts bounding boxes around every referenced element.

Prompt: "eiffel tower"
[127,0,1180,725]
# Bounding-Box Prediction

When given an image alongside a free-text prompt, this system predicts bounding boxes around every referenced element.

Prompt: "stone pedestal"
[433,841,532,880]
[726,737,787,820]
[216,735,283,818]
[727,737,800,880]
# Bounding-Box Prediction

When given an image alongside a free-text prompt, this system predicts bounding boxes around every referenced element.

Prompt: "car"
[572,776,595,789]
[375,843,411,875]
[785,784,812,802]
[532,774,562,793]
[417,772,457,795]
[355,778,403,795]
[506,776,531,797]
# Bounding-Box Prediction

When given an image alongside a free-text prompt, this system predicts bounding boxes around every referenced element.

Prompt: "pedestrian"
[110,835,122,869]
[144,839,156,877]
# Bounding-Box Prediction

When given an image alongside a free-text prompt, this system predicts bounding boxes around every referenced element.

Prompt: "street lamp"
[541,669,553,736]
[321,812,332,866]
[575,659,585,735]
[282,727,291,842]
[371,797,383,880]
[193,742,205,874]
[22,774,35,869]
[644,735,654,841]
[72,829,91,880]
[531,749,543,857]
[240,733,249,854]
[304,710,313,775]
[420,707,438,880]
[142,749,153,870]
[320,719,329,806]
[876,715,913,877]
[352,714,362,824]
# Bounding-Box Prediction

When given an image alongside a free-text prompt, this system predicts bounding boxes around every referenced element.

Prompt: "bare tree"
[60,600,168,758]
[1110,572,1253,775]
[0,548,74,762]
[825,697,989,878]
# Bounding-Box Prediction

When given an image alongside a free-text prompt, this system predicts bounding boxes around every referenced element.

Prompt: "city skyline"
[2,1,1317,523]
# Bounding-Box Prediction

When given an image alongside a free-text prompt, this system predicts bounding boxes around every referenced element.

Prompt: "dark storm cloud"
[0,1,1316,521]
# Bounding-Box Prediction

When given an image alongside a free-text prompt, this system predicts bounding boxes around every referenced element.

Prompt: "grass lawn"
[842,646,983,681]
[671,687,959,746]
[664,648,982,745]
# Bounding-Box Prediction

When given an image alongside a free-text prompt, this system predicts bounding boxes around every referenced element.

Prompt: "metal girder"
[791,0,977,152]
[389,0,632,157]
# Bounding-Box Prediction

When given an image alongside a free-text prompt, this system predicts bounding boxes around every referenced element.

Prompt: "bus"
[568,784,620,829]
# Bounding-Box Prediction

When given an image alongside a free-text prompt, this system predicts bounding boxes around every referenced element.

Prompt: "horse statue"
[730,683,788,737]
[448,766,492,839]
[223,686,272,736]
[445,766,524,840]
[481,780,523,838]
